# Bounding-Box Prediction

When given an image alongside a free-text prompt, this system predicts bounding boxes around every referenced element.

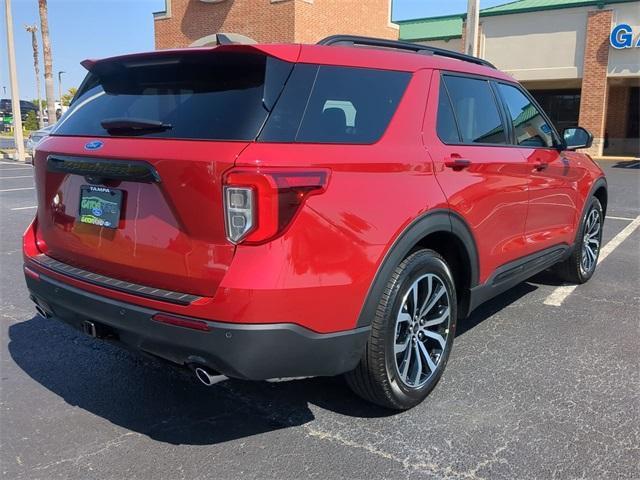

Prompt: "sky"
[1,0,511,102]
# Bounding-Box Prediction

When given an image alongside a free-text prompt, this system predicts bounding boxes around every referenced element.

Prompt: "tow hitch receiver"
[82,321,97,338]
[81,320,116,340]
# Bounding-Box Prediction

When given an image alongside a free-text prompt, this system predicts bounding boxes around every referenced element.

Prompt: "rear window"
[53,52,291,141]
[54,53,410,144]
[260,65,410,144]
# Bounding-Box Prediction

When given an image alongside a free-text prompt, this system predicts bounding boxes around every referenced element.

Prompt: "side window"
[261,65,411,144]
[442,75,507,145]
[497,83,555,148]
[436,81,460,143]
[295,66,410,144]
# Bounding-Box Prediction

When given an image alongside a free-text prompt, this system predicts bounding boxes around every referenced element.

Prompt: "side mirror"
[562,127,593,150]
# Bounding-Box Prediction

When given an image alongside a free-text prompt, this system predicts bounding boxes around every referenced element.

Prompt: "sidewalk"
[593,155,640,162]
[0,149,33,163]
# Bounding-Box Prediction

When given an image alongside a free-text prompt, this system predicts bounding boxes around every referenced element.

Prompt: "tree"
[60,87,77,107]
[31,99,47,110]
[37,0,56,124]
[24,110,39,131]
[24,24,44,128]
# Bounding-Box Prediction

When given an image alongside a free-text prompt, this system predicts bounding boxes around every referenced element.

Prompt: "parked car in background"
[0,99,39,121]
[26,125,55,157]
[54,102,69,122]
[24,36,607,410]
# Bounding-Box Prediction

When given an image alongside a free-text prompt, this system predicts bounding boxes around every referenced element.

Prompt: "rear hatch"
[33,48,297,298]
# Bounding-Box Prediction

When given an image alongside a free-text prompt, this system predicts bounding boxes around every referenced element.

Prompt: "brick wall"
[154,0,295,49]
[578,9,613,156]
[294,0,397,44]
[154,0,397,49]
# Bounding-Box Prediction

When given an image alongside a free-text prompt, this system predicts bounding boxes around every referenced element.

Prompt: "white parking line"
[0,161,31,166]
[544,215,640,307]
[10,206,37,211]
[606,215,636,222]
[0,175,33,180]
[0,167,33,171]
[0,187,35,193]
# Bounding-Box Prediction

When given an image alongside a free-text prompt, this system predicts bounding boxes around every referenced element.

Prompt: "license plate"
[78,185,123,229]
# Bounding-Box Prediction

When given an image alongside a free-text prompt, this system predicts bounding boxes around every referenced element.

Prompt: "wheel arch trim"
[576,176,607,243]
[355,209,479,328]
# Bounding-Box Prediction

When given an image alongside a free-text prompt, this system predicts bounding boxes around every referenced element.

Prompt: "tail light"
[223,168,330,244]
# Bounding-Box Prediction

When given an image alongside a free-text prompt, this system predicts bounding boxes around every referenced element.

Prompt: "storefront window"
[530,90,581,132]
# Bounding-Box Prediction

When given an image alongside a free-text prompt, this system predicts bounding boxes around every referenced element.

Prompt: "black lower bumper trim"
[32,254,201,305]
[25,271,369,380]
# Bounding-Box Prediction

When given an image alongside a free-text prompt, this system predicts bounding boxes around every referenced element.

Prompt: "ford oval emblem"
[85,140,104,151]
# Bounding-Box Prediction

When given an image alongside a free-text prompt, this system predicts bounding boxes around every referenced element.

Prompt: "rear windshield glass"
[260,65,411,144]
[53,52,291,141]
[54,53,410,144]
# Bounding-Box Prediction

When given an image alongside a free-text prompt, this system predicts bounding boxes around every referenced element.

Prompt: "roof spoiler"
[80,41,300,73]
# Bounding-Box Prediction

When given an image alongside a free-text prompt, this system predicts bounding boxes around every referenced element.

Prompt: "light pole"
[465,0,480,57]
[57,70,65,119]
[4,0,25,162]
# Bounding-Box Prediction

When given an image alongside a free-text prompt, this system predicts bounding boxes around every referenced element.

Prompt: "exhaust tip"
[193,366,223,387]
[35,305,50,319]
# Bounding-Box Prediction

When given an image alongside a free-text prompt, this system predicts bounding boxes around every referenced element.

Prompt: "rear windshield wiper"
[100,117,172,133]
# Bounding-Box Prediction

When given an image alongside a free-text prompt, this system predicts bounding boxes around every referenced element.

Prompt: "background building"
[397,0,640,157]
[153,0,639,157]
[153,0,397,48]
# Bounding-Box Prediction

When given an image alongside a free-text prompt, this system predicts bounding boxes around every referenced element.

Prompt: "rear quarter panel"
[222,69,449,333]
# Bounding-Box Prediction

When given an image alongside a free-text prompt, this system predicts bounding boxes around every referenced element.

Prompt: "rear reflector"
[24,266,40,281]
[152,313,210,332]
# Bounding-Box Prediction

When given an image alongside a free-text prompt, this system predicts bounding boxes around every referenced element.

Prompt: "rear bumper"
[25,270,369,380]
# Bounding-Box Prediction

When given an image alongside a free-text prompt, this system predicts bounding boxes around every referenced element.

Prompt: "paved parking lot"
[1,159,638,480]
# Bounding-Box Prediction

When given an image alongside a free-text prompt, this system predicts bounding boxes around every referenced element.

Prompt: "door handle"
[534,160,548,171]
[445,158,472,170]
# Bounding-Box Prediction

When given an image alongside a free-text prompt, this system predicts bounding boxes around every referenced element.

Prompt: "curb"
[1,153,33,163]
[593,156,639,162]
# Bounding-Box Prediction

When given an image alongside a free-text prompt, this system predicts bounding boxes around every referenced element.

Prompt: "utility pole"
[58,70,65,113]
[465,0,480,57]
[38,0,56,124]
[25,24,44,129]
[4,0,25,162]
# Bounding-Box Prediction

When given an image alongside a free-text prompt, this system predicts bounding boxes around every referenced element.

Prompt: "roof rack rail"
[317,35,496,69]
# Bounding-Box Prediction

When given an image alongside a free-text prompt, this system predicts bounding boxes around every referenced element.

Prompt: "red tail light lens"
[223,168,330,244]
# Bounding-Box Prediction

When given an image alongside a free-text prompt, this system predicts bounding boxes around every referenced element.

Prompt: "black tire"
[554,196,603,284]
[345,249,457,410]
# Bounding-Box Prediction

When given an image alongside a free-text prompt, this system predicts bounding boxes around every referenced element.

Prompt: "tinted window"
[531,89,580,132]
[498,84,555,148]
[436,82,460,143]
[258,64,318,142]
[261,65,410,144]
[54,53,289,141]
[443,76,506,144]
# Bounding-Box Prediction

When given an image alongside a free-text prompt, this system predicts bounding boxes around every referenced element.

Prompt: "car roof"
[82,43,514,83]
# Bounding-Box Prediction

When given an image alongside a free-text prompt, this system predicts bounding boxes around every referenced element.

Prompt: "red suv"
[23,36,607,409]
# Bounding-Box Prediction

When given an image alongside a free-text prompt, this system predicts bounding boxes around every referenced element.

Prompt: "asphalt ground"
[1,159,638,480]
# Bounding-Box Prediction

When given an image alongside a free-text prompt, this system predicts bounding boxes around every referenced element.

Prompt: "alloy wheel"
[394,273,451,388]
[581,208,601,275]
